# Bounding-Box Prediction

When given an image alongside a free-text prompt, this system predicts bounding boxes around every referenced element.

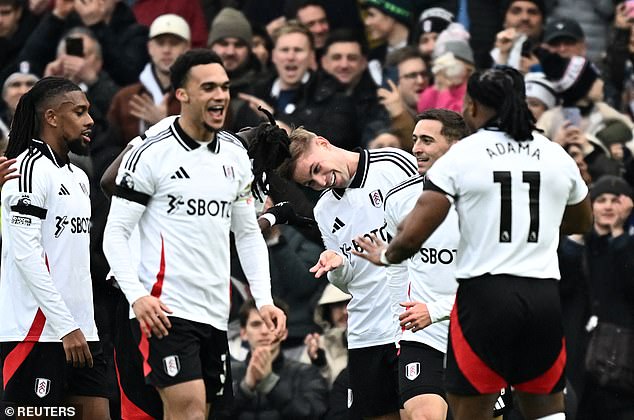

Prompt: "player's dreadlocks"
[245,107,292,200]
[5,77,82,159]
[467,66,537,142]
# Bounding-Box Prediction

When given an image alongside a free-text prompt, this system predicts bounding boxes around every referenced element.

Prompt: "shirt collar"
[172,118,220,153]
[332,148,368,198]
[31,139,68,168]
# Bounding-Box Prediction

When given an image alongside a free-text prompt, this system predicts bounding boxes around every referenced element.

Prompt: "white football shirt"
[103,118,273,331]
[0,140,98,342]
[316,148,417,349]
[384,175,459,353]
[427,129,588,280]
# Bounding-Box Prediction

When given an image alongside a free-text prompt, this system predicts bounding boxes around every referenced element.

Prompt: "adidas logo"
[170,167,190,179]
[58,184,70,195]
[331,217,345,233]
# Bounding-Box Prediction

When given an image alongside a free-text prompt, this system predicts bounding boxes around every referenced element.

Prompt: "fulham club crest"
[163,355,181,377]
[405,362,420,380]
[223,165,235,180]
[35,378,50,398]
[369,189,383,208]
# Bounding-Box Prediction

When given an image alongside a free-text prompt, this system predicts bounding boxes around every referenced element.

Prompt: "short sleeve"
[559,148,588,205]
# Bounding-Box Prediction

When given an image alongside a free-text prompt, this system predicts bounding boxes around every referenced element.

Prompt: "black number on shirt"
[493,171,540,243]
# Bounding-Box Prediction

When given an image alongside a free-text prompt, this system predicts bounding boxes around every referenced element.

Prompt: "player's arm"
[309,217,353,293]
[561,195,592,235]
[384,194,410,321]
[355,186,451,266]
[6,181,92,367]
[231,176,286,338]
[100,143,134,198]
[102,152,172,339]
[387,185,451,264]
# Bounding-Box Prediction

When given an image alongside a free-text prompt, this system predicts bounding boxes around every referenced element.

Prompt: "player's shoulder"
[215,130,249,158]
[367,147,417,176]
[385,175,424,203]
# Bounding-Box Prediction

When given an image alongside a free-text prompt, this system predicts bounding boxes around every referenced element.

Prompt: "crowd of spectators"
[0,0,633,419]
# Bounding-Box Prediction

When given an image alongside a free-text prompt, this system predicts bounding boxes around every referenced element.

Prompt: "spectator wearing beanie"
[595,119,634,185]
[361,0,414,84]
[537,52,634,157]
[208,7,262,97]
[524,71,557,120]
[414,7,454,63]
[418,39,475,114]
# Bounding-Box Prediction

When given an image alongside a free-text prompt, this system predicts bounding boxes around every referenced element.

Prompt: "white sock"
[536,413,565,420]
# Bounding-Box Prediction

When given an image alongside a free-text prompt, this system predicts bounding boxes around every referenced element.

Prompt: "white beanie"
[524,72,557,109]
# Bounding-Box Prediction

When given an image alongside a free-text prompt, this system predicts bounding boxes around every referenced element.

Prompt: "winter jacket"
[18,2,149,87]
[229,352,329,420]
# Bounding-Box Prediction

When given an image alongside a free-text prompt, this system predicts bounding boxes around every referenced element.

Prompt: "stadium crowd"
[0,0,633,419]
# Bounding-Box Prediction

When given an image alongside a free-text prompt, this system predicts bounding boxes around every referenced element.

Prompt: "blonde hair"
[276,126,317,180]
[272,20,315,50]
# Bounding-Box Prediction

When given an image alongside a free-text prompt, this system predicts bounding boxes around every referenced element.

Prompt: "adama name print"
[486,142,541,160]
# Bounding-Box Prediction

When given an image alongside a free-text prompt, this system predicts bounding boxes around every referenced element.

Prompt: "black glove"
[262,201,316,227]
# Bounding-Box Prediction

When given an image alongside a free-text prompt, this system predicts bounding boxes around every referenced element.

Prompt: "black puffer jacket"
[228,352,328,420]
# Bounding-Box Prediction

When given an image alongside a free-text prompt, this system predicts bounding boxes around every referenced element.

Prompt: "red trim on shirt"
[3,309,46,388]
[150,235,166,298]
[514,338,566,394]
[450,304,506,393]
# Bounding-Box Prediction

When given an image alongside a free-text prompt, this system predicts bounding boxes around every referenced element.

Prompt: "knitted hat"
[503,0,546,18]
[590,175,633,201]
[544,18,584,44]
[208,7,252,47]
[149,14,191,42]
[2,71,39,97]
[362,0,413,27]
[524,72,557,109]
[418,7,453,35]
[595,119,633,146]
[435,40,474,66]
[540,53,598,105]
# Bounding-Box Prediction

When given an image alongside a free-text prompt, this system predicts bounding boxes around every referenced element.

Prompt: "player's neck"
[40,130,69,160]
[346,149,360,181]
[178,116,215,142]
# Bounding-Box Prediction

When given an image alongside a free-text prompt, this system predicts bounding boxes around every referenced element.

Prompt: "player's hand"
[310,250,344,278]
[259,304,287,340]
[62,328,93,368]
[0,157,19,187]
[262,201,316,227]
[399,301,432,332]
[350,234,387,266]
[304,332,321,360]
[132,295,173,339]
